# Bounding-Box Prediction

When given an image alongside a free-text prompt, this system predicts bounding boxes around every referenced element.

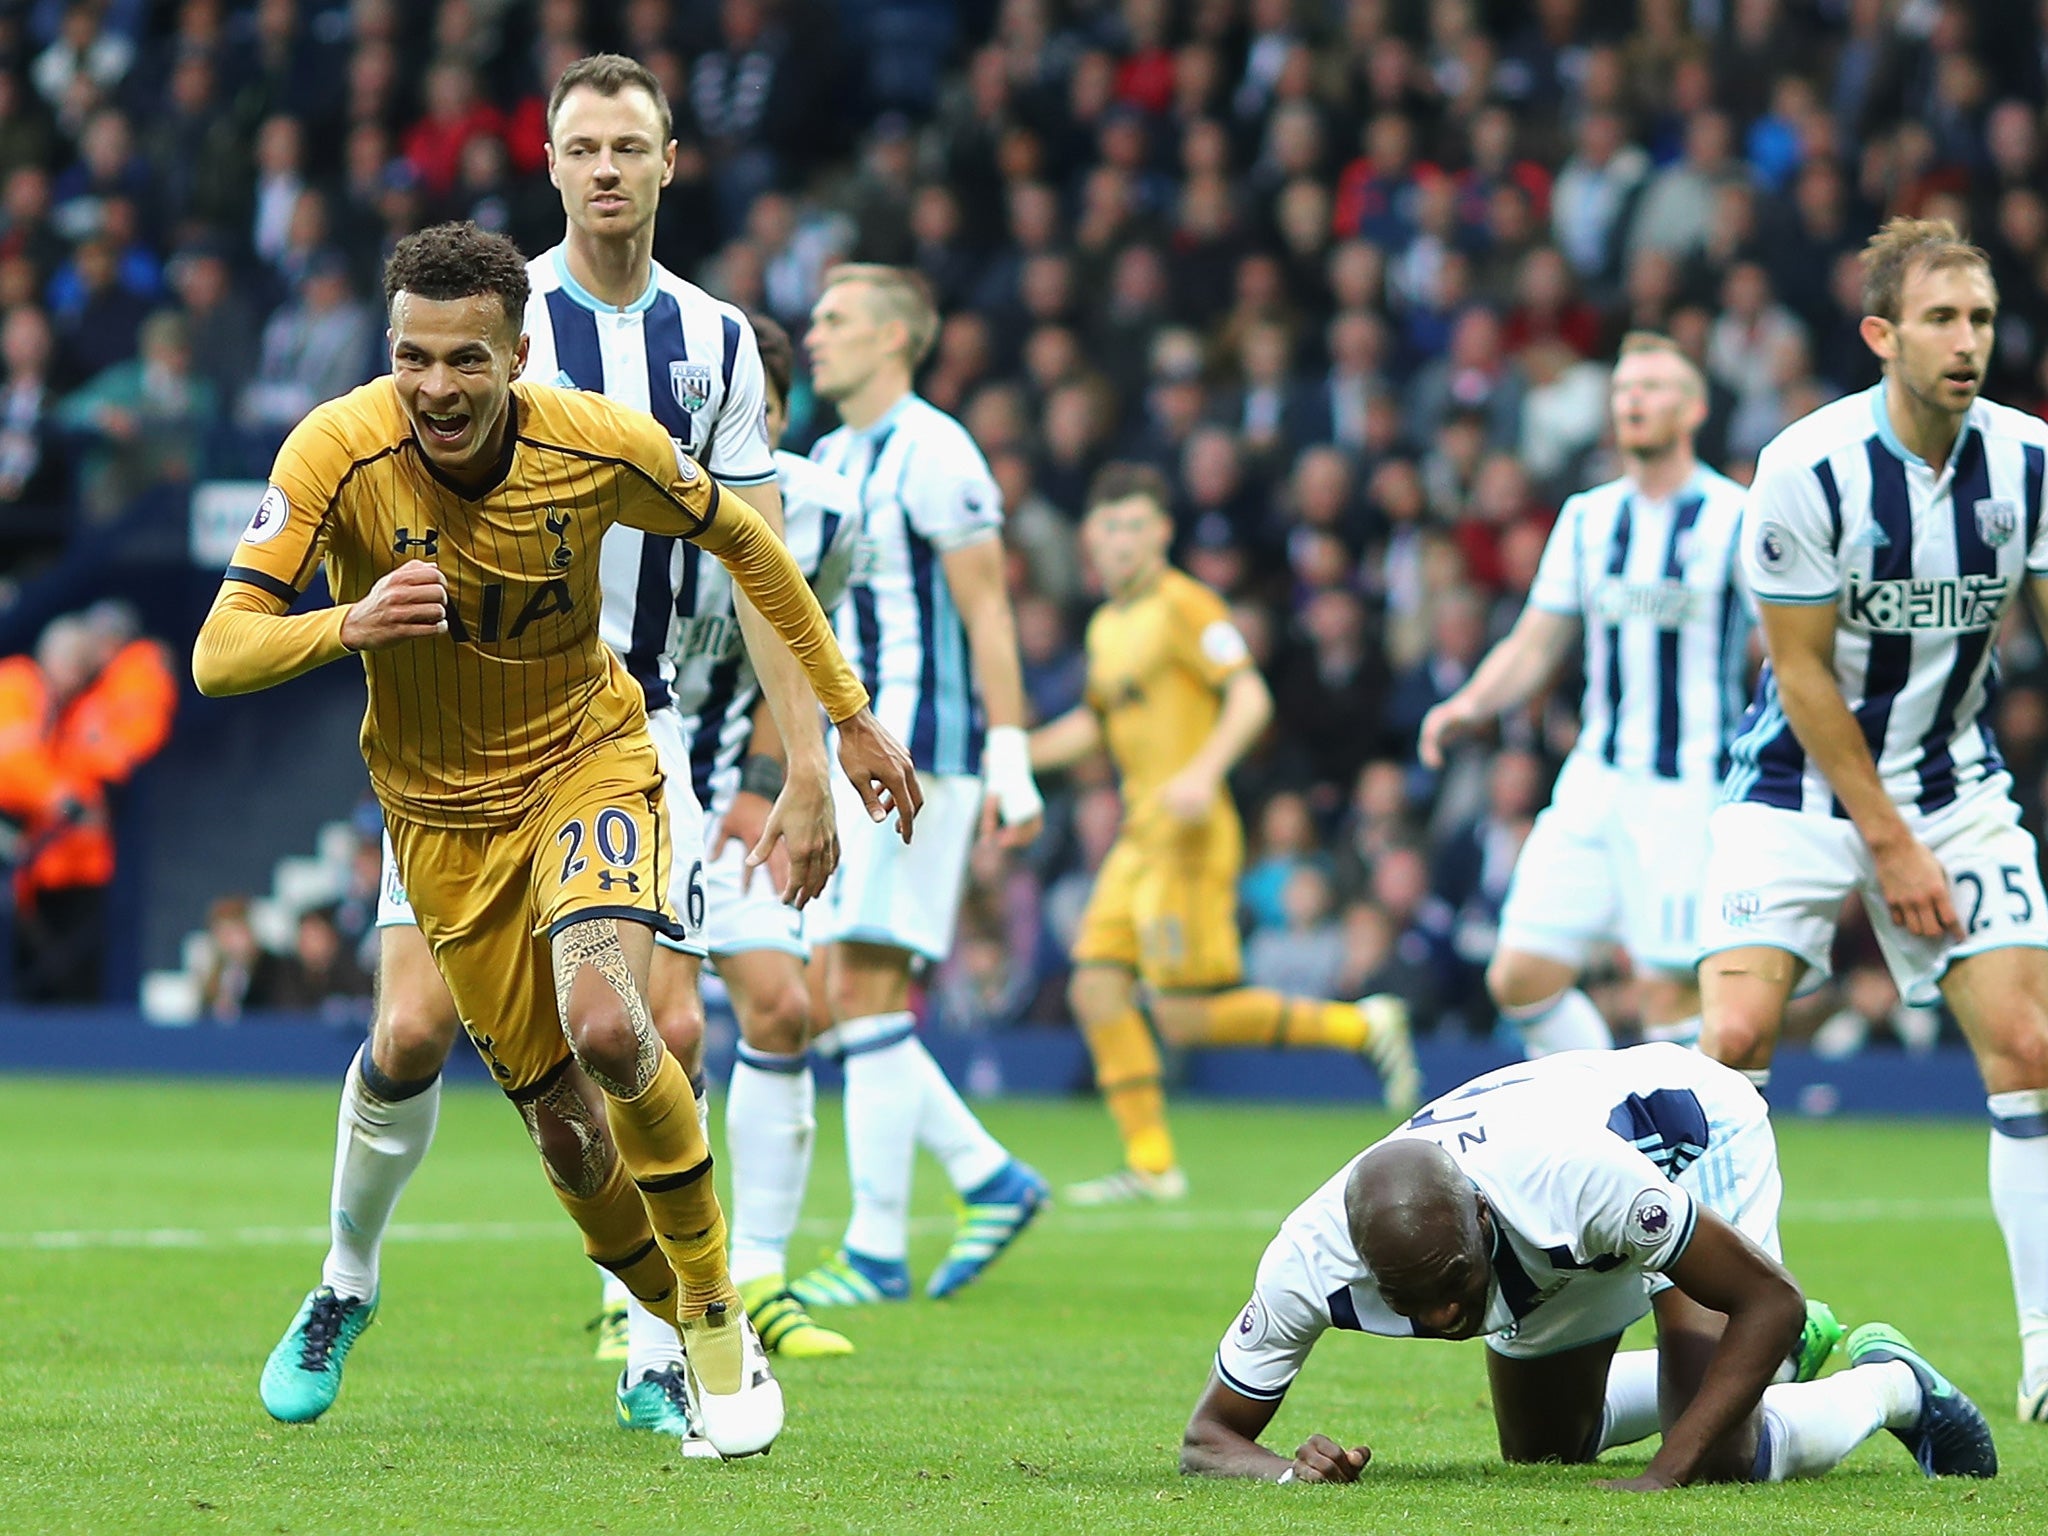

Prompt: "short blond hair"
[822,263,940,367]
[1860,216,1994,322]
[1615,330,1705,398]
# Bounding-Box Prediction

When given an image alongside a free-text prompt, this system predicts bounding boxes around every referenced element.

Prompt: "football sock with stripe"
[1752,1363,1919,1480]
[1198,990,1369,1050]
[1084,1009,1177,1175]
[1503,988,1613,1057]
[323,1045,440,1301]
[908,1036,1011,1195]
[554,1152,680,1328]
[726,1045,816,1288]
[604,1052,734,1317]
[1989,1089,2048,1392]
[836,1012,921,1263]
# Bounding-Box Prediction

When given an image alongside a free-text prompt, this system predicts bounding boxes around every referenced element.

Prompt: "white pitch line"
[0,1196,1993,1254]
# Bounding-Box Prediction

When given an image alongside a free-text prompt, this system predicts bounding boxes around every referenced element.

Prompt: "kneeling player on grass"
[1182,1045,1996,1489]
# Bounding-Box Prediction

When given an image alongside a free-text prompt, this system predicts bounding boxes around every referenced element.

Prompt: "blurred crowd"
[0,0,2045,1041]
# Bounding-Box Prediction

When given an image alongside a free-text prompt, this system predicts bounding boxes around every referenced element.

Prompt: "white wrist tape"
[982,725,1043,827]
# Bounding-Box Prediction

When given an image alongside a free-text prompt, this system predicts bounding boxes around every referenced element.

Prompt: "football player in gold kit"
[1030,464,1420,1205]
[193,222,921,1457]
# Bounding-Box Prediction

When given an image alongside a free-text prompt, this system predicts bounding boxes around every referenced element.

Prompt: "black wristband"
[739,754,785,799]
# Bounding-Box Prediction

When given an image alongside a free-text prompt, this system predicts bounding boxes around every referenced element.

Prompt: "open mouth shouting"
[418,407,471,449]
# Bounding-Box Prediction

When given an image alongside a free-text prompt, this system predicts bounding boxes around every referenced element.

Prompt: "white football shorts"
[1496,754,1719,974]
[809,769,982,962]
[1697,775,2048,1007]
[374,705,709,958]
[1488,1070,1782,1359]
[699,811,810,959]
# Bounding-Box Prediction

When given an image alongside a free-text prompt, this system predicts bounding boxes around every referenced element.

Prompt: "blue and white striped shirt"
[1528,468,1753,783]
[1726,384,2048,817]
[669,449,863,819]
[522,244,775,712]
[810,392,1002,777]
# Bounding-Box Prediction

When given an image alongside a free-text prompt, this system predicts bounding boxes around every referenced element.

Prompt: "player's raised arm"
[1417,500,1584,771]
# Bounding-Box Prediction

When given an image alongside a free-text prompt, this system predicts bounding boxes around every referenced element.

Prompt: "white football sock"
[322,1046,440,1301]
[908,1037,1011,1195]
[837,1012,921,1262]
[690,1069,710,1147]
[624,1294,684,1382]
[600,1271,629,1309]
[727,1046,817,1287]
[1504,988,1612,1057]
[1641,1014,1702,1047]
[1989,1090,2048,1391]
[1752,1362,1918,1480]
[1596,1349,1662,1453]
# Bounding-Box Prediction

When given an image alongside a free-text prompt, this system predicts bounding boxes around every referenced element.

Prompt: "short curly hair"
[383,222,530,330]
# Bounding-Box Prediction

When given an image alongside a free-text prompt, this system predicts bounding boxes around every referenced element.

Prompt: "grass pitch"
[0,1074,2034,1534]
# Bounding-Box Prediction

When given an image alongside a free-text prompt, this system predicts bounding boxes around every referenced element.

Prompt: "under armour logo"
[596,870,640,893]
[394,526,439,556]
[544,509,572,570]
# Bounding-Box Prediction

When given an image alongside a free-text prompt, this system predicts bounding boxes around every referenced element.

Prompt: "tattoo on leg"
[514,1073,611,1198]
[554,918,661,1098]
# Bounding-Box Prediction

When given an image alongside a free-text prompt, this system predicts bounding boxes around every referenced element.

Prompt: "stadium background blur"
[1,0,2046,1057]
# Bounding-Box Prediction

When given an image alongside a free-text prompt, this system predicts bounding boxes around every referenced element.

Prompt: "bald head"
[1346,1140,1491,1338]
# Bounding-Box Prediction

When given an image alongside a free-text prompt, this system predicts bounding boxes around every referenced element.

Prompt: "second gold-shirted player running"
[193,222,922,1458]
[1030,464,1420,1205]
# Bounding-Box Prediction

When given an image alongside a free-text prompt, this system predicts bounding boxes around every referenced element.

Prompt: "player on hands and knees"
[792,265,1049,1308]
[1695,217,2048,1426]
[1181,1046,1995,1488]
[1421,334,1751,1058]
[253,54,871,1444]
[1031,464,1420,1206]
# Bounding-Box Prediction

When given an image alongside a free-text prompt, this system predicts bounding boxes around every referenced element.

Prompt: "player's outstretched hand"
[1285,1435,1369,1484]
[740,767,838,908]
[341,561,447,651]
[837,708,923,843]
[1870,831,1963,940]
[1417,695,1478,770]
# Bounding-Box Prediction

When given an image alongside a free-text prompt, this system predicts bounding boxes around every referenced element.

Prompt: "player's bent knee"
[370,996,461,1082]
[739,981,813,1056]
[1981,1015,2048,1089]
[562,1000,644,1081]
[652,994,706,1072]
[1068,963,1133,1025]
[1496,1422,1600,1466]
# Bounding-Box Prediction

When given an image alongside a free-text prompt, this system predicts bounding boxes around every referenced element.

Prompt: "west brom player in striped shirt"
[791,264,1051,1309]
[1698,218,2048,1426]
[646,314,866,1359]
[258,56,884,1441]
[1421,334,1750,1056]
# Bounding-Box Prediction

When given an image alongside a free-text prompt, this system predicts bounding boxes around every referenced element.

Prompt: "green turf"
[0,1076,2033,1534]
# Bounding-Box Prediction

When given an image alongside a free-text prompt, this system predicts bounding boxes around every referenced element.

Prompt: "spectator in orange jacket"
[0,600,176,1000]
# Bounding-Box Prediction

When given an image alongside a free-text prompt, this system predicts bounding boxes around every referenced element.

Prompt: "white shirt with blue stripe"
[522,244,776,713]
[1528,467,1753,784]
[1213,1045,1735,1402]
[667,448,863,820]
[810,392,1002,777]
[1725,384,2048,818]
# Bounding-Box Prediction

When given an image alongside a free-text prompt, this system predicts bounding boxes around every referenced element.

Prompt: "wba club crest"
[670,360,714,413]
[1976,498,2019,549]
